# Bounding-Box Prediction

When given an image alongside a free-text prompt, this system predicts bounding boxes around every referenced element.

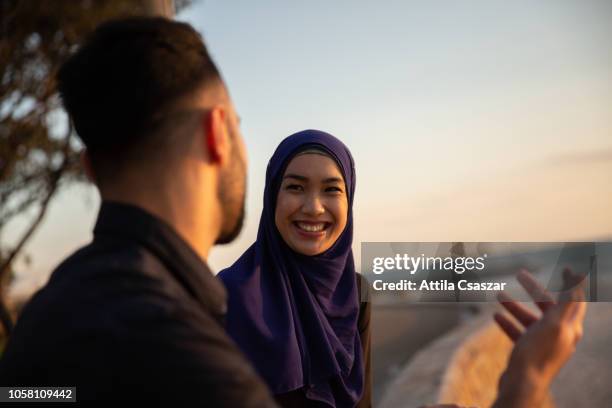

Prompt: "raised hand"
[492,268,587,408]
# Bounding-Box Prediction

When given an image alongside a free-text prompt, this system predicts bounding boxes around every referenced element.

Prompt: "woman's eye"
[325,186,343,193]
[285,184,303,191]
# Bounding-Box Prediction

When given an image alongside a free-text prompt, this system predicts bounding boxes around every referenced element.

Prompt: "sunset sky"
[6,0,612,296]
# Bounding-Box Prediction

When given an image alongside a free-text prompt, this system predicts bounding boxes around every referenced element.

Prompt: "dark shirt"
[0,202,277,407]
[274,274,373,408]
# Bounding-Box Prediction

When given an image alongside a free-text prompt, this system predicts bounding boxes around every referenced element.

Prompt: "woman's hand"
[492,268,587,407]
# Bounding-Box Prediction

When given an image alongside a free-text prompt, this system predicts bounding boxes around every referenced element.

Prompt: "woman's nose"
[302,194,325,216]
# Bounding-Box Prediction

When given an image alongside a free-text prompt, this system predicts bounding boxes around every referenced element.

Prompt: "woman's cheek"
[283,194,301,214]
[278,194,301,223]
[328,199,347,223]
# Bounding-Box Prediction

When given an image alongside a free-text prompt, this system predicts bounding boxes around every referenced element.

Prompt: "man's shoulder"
[49,238,168,284]
[16,239,192,338]
[3,238,205,369]
[42,238,194,305]
[1,242,277,407]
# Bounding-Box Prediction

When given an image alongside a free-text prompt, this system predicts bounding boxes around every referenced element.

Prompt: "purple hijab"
[219,130,363,407]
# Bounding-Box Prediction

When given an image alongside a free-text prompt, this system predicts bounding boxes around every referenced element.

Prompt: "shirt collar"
[93,200,227,317]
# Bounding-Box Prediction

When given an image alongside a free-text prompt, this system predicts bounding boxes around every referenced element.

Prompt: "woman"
[219,129,371,408]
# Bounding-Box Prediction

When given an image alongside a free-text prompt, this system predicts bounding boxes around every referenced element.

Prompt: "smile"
[293,221,330,233]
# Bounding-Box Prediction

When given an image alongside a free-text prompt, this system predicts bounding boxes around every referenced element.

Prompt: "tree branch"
[0,122,73,336]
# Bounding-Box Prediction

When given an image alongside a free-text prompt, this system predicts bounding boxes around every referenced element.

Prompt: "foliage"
[0,0,190,335]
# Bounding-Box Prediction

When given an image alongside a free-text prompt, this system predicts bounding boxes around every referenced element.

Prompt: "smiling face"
[274,152,349,256]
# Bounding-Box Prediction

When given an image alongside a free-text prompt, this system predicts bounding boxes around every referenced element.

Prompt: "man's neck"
[100,188,219,263]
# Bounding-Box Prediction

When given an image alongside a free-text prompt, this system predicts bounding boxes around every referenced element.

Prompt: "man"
[0,17,274,406]
[0,17,586,407]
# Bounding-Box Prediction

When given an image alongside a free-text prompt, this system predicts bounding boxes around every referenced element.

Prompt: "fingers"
[497,292,539,328]
[496,268,588,348]
[517,269,555,312]
[540,268,588,348]
[493,312,522,342]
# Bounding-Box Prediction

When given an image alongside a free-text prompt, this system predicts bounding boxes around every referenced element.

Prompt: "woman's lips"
[292,221,331,239]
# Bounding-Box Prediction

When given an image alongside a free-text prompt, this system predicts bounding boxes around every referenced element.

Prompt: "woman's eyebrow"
[283,174,308,181]
[283,174,343,184]
[323,177,343,183]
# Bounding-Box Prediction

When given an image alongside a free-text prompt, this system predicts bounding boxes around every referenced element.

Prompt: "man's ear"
[203,106,230,165]
[80,149,96,183]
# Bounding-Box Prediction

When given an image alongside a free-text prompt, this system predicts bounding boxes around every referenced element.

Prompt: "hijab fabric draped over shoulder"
[219,129,363,407]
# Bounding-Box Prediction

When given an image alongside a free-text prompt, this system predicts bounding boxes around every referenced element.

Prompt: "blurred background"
[1,0,611,406]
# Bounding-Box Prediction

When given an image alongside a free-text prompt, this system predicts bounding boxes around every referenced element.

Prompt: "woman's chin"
[289,241,328,256]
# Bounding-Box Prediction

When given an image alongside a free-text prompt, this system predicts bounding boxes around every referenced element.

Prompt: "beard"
[215,142,247,245]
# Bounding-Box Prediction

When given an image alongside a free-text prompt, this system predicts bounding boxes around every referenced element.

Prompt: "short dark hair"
[58,17,223,154]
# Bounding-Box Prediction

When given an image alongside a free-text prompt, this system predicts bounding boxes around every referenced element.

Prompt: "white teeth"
[296,222,326,232]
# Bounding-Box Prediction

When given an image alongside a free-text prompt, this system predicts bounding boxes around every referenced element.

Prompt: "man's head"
[57,17,246,246]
